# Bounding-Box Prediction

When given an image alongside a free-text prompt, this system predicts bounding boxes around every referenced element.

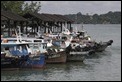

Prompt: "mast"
[15,26,22,42]
[18,26,22,41]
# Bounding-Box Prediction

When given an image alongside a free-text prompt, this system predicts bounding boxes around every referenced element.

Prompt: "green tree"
[22,1,41,14]
[1,1,24,14]
[1,1,41,15]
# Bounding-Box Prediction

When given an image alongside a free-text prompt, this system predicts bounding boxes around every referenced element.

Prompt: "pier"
[1,10,73,37]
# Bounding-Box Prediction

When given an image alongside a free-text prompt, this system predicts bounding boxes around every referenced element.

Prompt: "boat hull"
[21,54,46,69]
[46,51,67,64]
[95,45,108,52]
[1,56,21,69]
[67,51,88,62]
[94,40,113,52]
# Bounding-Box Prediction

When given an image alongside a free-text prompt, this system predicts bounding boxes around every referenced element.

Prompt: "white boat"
[23,39,47,53]
[65,40,92,62]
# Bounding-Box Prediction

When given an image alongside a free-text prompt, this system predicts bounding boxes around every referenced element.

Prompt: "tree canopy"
[1,1,41,15]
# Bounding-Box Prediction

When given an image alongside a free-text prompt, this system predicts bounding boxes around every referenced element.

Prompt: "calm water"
[1,24,121,81]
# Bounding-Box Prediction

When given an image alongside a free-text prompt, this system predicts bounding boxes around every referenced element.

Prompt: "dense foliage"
[1,1,41,15]
[64,11,121,24]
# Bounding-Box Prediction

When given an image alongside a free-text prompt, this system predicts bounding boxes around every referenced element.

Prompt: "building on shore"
[1,10,74,37]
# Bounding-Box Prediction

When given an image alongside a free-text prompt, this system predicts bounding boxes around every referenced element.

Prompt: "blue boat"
[24,54,45,68]
[1,38,46,69]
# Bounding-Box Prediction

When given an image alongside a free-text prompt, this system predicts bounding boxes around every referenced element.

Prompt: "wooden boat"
[45,46,67,64]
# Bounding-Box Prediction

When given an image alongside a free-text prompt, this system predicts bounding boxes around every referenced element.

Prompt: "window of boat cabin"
[34,40,42,42]
[21,44,28,50]
[62,36,67,40]
[5,47,9,50]
[33,43,39,49]
[13,45,28,51]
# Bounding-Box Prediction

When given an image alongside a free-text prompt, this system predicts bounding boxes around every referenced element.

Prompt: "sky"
[38,1,121,15]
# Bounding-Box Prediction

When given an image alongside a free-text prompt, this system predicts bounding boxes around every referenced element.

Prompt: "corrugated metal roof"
[23,12,53,22]
[1,10,27,21]
[23,12,73,22]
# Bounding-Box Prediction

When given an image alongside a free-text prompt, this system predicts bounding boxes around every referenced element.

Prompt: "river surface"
[1,24,121,81]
